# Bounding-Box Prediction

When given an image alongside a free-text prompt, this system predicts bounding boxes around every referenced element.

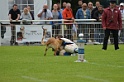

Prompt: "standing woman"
[20,8,32,25]
[102,0,122,50]
[52,4,62,37]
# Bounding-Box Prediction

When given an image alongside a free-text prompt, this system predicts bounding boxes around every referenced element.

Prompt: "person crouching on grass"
[102,0,122,50]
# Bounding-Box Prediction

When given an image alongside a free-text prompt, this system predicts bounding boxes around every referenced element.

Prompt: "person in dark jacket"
[74,0,83,16]
[93,5,104,43]
[102,0,122,50]
[91,1,101,19]
[94,5,103,21]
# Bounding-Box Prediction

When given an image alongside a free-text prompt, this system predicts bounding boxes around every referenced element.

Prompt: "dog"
[41,26,63,56]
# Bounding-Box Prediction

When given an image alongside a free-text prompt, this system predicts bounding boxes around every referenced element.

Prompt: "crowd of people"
[7,0,124,50]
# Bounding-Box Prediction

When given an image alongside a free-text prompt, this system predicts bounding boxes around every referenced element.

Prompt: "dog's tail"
[41,26,47,45]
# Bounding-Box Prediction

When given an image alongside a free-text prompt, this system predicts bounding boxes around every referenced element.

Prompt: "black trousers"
[102,29,119,50]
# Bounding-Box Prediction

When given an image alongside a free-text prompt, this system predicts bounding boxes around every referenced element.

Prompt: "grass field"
[0,44,124,82]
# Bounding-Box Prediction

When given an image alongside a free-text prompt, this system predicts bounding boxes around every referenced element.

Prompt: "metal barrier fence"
[0,19,124,46]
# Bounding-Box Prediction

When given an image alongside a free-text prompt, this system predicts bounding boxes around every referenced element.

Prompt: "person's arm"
[30,12,35,20]
[93,11,99,21]
[8,10,12,21]
[102,10,107,30]
[62,9,67,19]
[37,10,44,17]
[47,10,53,20]
[20,13,23,20]
[9,14,12,21]
[75,9,79,19]
[28,13,32,20]
[71,9,74,19]
[118,10,122,30]
[87,10,91,19]
[16,9,21,21]
[16,14,20,21]
[58,11,62,19]
[91,8,95,19]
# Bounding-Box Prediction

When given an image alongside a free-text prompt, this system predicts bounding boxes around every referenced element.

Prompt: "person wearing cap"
[102,0,122,50]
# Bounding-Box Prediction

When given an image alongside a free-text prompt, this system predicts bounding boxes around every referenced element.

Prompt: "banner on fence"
[16,25,52,43]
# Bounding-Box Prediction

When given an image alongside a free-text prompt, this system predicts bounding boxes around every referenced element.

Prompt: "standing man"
[9,4,21,45]
[102,0,122,50]
[91,1,100,19]
[93,5,104,43]
[88,2,93,18]
[27,6,35,20]
[62,2,67,10]
[62,3,74,40]
[37,4,53,24]
[76,3,90,43]
[75,0,83,16]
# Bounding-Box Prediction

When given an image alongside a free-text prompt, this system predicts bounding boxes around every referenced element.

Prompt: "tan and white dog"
[41,27,63,56]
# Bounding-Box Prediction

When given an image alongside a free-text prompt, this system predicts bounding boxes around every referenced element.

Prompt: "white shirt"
[38,9,53,24]
[119,8,124,18]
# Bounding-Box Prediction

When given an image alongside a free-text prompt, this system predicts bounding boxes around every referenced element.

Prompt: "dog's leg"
[54,50,57,56]
[54,48,59,56]
[44,46,48,56]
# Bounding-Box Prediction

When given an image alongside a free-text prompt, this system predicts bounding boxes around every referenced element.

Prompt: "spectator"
[77,0,83,9]
[57,3,63,14]
[88,2,94,18]
[37,4,53,24]
[91,1,101,19]
[27,6,34,20]
[93,5,104,43]
[91,1,100,43]
[75,0,83,16]
[27,5,34,24]
[102,0,122,50]
[119,3,124,18]
[62,2,67,10]
[76,3,90,19]
[75,3,90,43]
[52,4,62,37]
[94,5,103,21]
[119,3,124,42]
[87,2,94,43]
[8,4,21,45]
[62,3,74,40]
[20,8,32,25]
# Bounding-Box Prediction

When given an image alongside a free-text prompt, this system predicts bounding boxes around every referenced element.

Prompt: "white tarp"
[16,25,52,43]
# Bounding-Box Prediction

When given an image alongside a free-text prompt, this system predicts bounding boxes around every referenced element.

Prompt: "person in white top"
[119,3,124,18]
[119,3,124,43]
[37,4,53,24]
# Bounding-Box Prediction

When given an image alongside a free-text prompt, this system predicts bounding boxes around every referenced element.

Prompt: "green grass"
[0,45,124,82]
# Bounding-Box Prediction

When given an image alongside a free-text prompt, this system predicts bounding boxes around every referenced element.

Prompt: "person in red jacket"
[62,3,74,40]
[102,0,122,50]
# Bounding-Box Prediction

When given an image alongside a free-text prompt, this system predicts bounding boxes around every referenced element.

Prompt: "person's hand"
[103,27,106,30]
[99,16,102,19]
[44,18,47,20]
[16,19,18,21]
[10,19,12,22]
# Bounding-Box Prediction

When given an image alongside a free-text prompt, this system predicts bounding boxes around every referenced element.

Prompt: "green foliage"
[0,45,124,82]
